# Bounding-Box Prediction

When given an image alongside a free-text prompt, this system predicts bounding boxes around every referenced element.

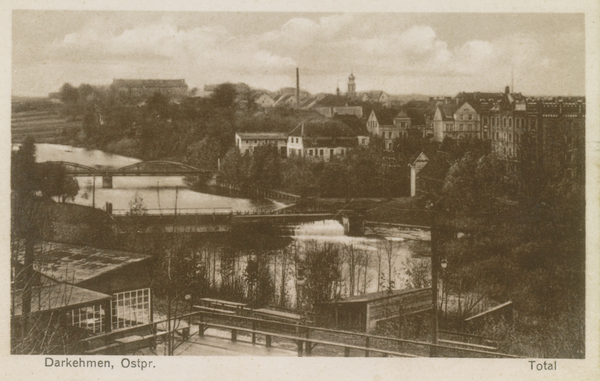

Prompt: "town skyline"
[13,11,585,98]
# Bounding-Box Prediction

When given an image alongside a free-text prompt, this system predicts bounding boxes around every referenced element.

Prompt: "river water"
[31,143,431,304]
[33,143,278,213]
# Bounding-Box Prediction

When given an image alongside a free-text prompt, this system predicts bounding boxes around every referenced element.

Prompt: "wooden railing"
[80,309,520,358]
[191,310,521,358]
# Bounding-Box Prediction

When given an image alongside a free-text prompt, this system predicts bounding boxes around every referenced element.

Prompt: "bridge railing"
[110,207,233,216]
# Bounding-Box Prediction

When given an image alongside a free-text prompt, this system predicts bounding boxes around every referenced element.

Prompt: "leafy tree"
[37,162,79,202]
[11,136,39,194]
[210,83,237,110]
[146,92,171,119]
[59,83,79,104]
[78,84,94,100]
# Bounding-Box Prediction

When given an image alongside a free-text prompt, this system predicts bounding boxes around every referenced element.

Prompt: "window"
[319,149,324,156]
[68,304,105,334]
[468,114,473,120]
[309,149,313,156]
[330,149,334,156]
[111,288,151,331]
[509,133,512,142]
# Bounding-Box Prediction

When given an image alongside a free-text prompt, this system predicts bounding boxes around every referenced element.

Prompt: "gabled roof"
[371,109,398,125]
[360,91,387,102]
[436,103,460,121]
[394,110,409,119]
[332,115,369,136]
[16,242,152,286]
[274,94,296,105]
[409,151,429,166]
[313,94,356,107]
[288,119,356,138]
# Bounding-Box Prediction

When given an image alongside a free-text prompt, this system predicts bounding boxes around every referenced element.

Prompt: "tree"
[59,83,79,104]
[78,84,94,100]
[303,243,343,307]
[11,136,39,194]
[210,83,237,110]
[37,162,79,202]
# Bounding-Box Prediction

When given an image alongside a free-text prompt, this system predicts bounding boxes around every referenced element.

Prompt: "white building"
[235,132,288,156]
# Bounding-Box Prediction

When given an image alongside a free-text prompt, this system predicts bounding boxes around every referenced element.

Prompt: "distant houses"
[112,79,189,98]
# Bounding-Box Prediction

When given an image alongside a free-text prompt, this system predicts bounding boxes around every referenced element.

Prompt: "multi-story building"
[367,109,413,149]
[486,86,585,181]
[287,119,367,160]
[432,100,483,142]
[235,132,288,157]
[112,79,188,98]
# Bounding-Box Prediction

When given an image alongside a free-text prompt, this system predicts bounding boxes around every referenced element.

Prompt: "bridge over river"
[45,160,210,188]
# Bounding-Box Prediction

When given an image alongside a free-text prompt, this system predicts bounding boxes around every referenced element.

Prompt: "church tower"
[348,71,356,97]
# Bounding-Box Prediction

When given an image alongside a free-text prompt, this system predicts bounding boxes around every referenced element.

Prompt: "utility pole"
[430,203,440,357]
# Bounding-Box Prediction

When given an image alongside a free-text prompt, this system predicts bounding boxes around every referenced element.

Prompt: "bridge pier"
[342,213,365,236]
[102,175,113,189]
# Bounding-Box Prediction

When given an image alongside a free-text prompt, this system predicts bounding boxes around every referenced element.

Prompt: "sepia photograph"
[3,1,599,380]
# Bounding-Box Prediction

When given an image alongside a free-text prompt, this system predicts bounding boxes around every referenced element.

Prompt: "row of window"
[239,139,283,145]
[307,148,346,157]
[111,288,151,331]
[67,288,152,334]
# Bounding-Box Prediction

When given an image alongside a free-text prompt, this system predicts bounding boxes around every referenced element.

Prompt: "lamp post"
[440,258,448,320]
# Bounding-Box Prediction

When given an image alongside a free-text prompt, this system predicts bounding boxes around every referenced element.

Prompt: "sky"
[12,11,585,97]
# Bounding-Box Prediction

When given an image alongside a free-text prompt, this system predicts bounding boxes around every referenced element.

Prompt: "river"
[33,143,279,213]
[31,143,431,304]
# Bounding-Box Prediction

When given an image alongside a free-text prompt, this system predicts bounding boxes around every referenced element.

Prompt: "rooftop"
[289,119,357,138]
[236,132,287,140]
[332,114,369,136]
[371,108,399,125]
[12,282,111,316]
[16,242,152,285]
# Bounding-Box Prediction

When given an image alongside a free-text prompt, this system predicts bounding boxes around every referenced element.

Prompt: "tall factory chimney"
[296,67,300,109]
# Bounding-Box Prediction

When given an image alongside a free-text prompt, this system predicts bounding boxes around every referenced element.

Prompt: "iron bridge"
[44,160,210,177]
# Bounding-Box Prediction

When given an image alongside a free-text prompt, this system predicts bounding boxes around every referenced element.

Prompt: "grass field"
[11,109,81,144]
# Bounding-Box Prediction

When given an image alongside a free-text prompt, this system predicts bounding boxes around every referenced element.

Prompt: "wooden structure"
[14,241,154,334]
[325,288,432,332]
[196,298,249,314]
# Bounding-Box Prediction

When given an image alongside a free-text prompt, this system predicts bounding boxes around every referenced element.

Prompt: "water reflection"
[34,143,278,213]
